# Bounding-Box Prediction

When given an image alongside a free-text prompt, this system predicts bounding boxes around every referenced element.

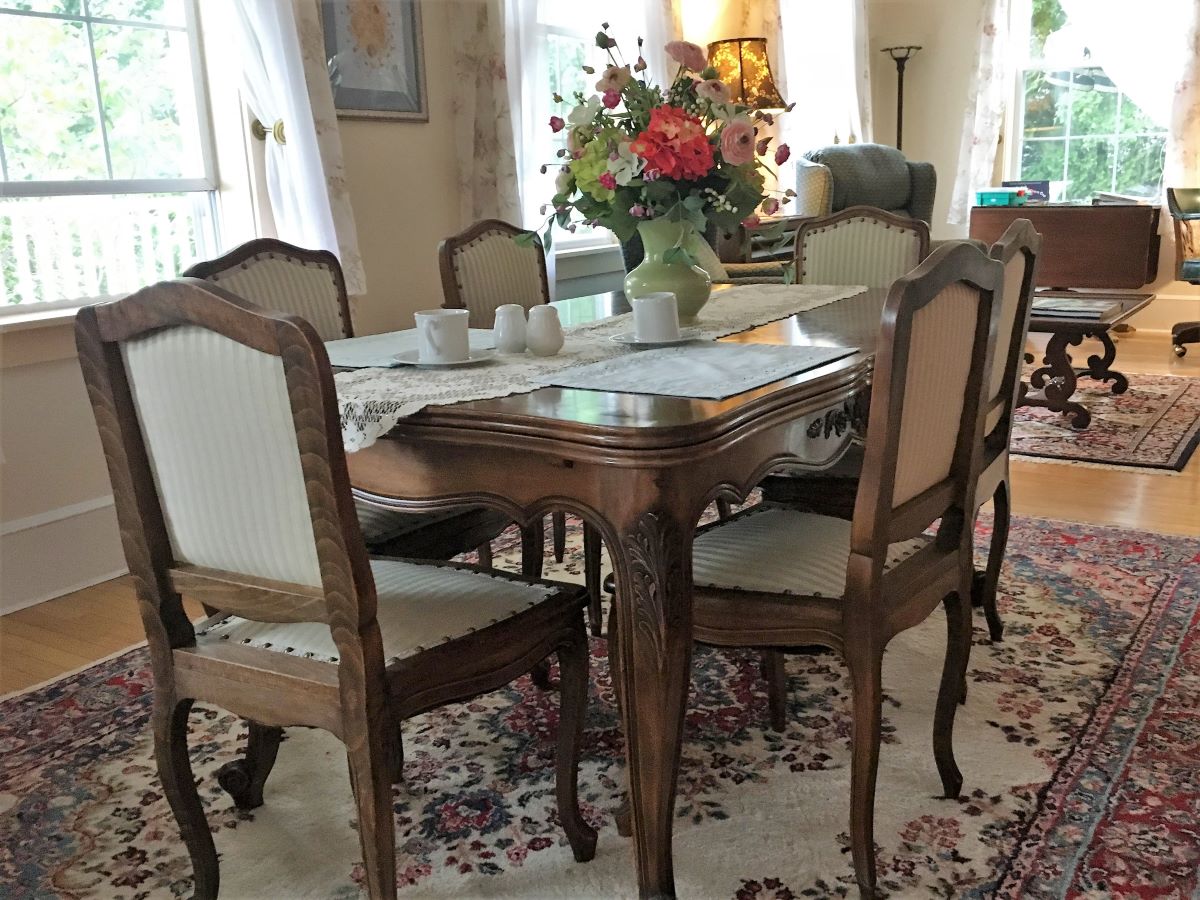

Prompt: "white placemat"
[325,329,494,368]
[336,284,866,451]
[531,343,858,399]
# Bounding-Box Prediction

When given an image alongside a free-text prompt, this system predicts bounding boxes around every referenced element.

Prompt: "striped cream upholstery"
[985,255,1029,435]
[799,217,923,287]
[795,159,834,217]
[892,283,980,506]
[451,229,546,328]
[693,508,928,598]
[197,559,558,663]
[204,254,347,341]
[122,325,323,587]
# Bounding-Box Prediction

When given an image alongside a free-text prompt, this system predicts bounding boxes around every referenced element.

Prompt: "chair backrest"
[795,206,930,288]
[439,219,549,328]
[183,238,353,342]
[75,280,378,661]
[802,143,937,224]
[985,219,1041,443]
[849,241,1003,558]
[1167,188,1200,284]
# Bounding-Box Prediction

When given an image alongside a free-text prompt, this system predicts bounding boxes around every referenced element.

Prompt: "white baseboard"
[0,495,114,536]
[1,567,129,617]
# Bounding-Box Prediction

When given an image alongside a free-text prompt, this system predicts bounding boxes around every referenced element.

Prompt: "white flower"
[555,167,575,196]
[567,95,603,127]
[608,141,645,186]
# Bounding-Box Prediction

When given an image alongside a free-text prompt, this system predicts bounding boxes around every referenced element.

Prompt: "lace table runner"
[336,283,865,451]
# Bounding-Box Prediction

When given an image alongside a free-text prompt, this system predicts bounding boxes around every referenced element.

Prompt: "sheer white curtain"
[1170,6,1200,184]
[948,0,1011,226]
[777,0,873,154]
[232,0,366,294]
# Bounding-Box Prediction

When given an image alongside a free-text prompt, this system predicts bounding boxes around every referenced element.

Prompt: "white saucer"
[610,329,702,348]
[393,348,497,368]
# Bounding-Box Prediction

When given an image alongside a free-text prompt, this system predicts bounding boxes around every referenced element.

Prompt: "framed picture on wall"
[321,0,428,122]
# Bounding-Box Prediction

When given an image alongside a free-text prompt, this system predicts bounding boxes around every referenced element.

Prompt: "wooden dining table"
[343,286,889,898]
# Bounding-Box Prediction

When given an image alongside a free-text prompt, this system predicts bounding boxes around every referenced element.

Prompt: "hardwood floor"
[2,332,1197,696]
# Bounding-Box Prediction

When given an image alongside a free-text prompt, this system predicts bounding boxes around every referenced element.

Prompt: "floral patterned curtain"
[447,0,523,225]
[1169,3,1200,185]
[948,0,1011,226]
[233,0,366,295]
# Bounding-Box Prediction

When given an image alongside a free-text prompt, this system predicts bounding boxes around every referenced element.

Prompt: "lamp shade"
[706,37,786,111]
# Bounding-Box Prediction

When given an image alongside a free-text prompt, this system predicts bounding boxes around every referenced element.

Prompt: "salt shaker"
[526,305,564,356]
[493,304,527,354]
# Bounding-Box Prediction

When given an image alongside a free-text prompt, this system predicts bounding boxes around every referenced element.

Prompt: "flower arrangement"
[529,24,794,260]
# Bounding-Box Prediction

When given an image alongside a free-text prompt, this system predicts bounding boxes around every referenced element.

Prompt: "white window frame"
[0,0,220,312]
[1004,0,1168,200]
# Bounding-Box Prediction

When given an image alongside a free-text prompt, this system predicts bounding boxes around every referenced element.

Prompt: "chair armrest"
[795,160,834,217]
[906,162,937,225]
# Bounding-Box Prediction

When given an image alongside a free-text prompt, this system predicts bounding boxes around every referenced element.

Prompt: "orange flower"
[631,106,714,181]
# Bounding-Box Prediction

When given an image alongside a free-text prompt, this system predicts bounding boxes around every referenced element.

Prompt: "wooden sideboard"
[969,204,1160,289]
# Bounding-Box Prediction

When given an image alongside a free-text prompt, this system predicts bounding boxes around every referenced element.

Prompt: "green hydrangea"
[568,128,621,202]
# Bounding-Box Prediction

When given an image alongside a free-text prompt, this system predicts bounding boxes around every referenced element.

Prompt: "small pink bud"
[774,144,791,166]
[602,89,621,109]
[549,115,565,133]
[742,215,761,228]
[756,137,772,156]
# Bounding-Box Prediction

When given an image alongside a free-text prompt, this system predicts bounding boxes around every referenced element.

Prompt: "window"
[521,0,654,247]
[1,0,218,310]
[1008,0,1167,202]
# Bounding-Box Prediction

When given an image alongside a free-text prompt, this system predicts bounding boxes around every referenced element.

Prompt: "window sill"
[0,306,84,334]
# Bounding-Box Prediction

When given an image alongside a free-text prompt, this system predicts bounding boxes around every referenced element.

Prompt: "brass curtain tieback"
[250,118,286,144]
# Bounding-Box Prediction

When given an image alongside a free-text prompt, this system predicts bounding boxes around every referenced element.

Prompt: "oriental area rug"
[1011,373,1200,472]
[2,515,1198,898]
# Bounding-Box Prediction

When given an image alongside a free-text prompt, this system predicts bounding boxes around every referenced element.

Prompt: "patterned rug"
[1012,373,1200,471]
[2,516,1198,899]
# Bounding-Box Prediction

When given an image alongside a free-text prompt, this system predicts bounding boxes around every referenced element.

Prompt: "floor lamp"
[881,45,921,150]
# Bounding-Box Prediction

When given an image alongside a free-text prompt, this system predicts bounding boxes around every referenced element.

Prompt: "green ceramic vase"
[622,218,713,322]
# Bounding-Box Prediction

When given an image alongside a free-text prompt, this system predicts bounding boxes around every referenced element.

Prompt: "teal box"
[976,189,1026,207]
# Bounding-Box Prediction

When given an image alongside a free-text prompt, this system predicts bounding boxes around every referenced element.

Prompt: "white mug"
[493,304,527,354]
[526,305,564,356]
[414,308,470,363]
[631,292,681,342]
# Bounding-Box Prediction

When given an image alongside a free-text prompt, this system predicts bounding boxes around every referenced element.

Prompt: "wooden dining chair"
[439,220,604,634]
[795,206,931,287]
[75,280,597,900]
[683,241,1003,897]
[763,220,1041,644]
[184,239,512,570]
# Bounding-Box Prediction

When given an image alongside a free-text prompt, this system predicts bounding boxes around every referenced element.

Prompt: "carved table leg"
[1023,331,1091,429]
[1081,330,1129,395]
[610,510,694,899]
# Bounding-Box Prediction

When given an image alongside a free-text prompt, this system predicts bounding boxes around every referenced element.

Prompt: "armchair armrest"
[795,160,834,217]
[906,162,937,225]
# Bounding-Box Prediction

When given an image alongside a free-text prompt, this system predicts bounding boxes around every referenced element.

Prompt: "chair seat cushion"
[693,507,928,598]
[196,559,568,664]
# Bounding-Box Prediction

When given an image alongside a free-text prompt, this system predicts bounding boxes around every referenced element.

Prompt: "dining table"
[340,285,889,898]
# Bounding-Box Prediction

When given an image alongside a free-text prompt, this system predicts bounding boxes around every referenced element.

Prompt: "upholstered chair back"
[796,207,930,288]
[76,280,376,636]
[184,239,352,342]
[439,219,549,328]
[798,143,937,224]
[985,219,1041,437]
[852,242,1002,544]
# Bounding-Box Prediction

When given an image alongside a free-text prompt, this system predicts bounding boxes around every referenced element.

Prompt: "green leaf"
[542,226,554,253]
[512,232,537,247]
[663,245,699,267]
[682,194,705,211]
[782,262,797,285]
[643,180,675,203]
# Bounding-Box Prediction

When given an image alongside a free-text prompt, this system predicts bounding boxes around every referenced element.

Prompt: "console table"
[1022,293,1155,429]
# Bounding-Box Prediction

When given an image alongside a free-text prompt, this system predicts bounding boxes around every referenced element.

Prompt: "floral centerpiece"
[529,25,794,319]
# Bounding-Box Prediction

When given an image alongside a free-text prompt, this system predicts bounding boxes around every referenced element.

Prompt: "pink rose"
[598,172,617,190]
[665,40,707,72]
[774,143,791,165]
[695,78,730,104]
[549,115,565,133]
[595,64,632,93]
[720,117,755,166]
[762,198,780,215]
[602,89,621,109]
[742,215,761,228]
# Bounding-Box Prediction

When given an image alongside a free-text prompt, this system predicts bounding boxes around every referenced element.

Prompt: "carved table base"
[1019,329,1128,430]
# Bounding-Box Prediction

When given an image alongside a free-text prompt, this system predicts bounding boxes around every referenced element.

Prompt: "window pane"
[1068,75,1117,135]
[0,2,82,12]
[1115,137,1165,197]
[1,192,215,305]
[87,0,185,26]
[93,22,204,178]
[1021,139,1065,183]
[1065,137,1114,200]
[0,14,107,180]
[1023,70,1067,139]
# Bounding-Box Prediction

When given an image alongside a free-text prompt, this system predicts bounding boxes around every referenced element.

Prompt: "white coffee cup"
[631,292,681,342]
[493,304,527,354]
[414,308,470,363]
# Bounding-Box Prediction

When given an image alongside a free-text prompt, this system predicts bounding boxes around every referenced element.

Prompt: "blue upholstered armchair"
[796,143,937,225]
